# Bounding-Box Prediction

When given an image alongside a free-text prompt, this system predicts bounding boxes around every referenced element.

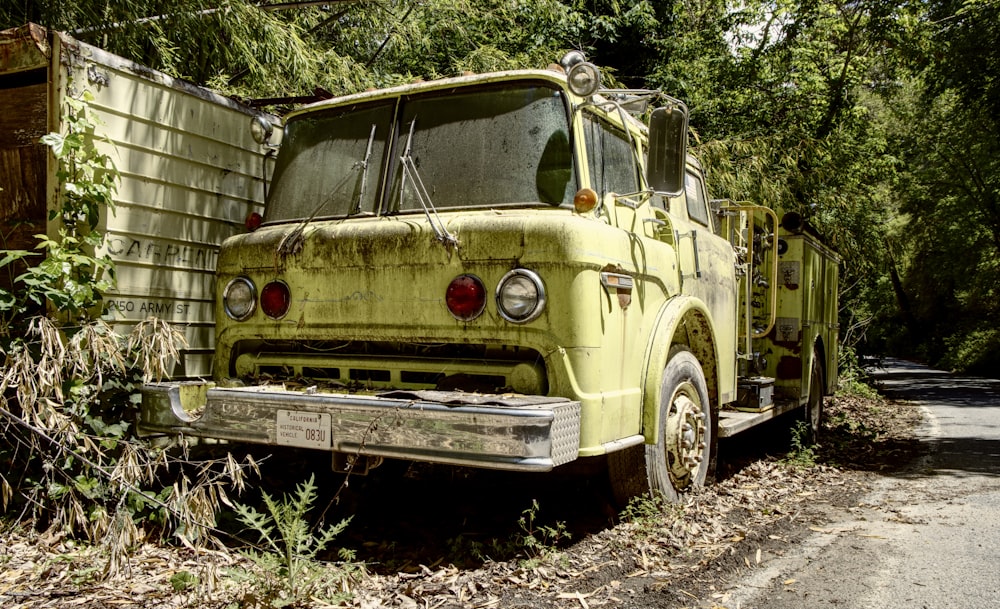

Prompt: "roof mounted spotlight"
[567,61,601,98]
[559,50,587,71]
[250,114,274,146]
[559,51,601,98]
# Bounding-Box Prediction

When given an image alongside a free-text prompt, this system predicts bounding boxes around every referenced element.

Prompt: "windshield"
[266,102,393,222]
[389,85,574,210]
[265,84,575,222]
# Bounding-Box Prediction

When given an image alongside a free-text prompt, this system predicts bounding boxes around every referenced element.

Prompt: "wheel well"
[812,337,827,391]
[641,298,722,445]
[670,309,720,408]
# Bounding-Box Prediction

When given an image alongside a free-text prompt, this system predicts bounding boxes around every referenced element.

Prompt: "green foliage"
[940,328,1000,376]
[170,570,199,592]
[0,88,258,576]
[784,421,818,468]
[836,345,881,400]
[0,90,117,323]
[619,491,684,534]
[516,499,569,567]
[232,474,357,607]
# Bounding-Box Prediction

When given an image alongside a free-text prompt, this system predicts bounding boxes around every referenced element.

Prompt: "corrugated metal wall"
[59,36,272,378]
[0,24,274,379]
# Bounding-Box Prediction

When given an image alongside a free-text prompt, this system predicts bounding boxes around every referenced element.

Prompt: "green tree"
[5,0,997,371]
[875,0,1000,370]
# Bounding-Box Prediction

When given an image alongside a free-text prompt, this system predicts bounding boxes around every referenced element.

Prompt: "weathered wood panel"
[57,35,272,378]
[0,71,47,294]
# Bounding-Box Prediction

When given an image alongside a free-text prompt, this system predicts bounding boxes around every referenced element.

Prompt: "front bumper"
[140,384,581,471]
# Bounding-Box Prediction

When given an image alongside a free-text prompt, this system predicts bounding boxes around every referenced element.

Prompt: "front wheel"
[610,347,716,505]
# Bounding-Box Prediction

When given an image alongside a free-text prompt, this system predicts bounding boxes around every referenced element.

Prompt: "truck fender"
[639,295,721,445]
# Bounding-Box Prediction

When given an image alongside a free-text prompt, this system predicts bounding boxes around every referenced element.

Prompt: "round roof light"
[245,211,263,231]
[567,61,601,97]
[250,115,273,145]
[559,50,587,72]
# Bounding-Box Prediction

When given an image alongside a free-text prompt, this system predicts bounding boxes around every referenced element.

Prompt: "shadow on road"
[869,359,1000,407]
[862,358,1000,480]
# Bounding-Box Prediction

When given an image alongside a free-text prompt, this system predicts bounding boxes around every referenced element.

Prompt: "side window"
[685,171,711,227]
[584,114,640,197]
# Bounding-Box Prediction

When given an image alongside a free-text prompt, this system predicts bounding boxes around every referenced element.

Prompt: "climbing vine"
[1,90,117,323]
[0,90,254,575]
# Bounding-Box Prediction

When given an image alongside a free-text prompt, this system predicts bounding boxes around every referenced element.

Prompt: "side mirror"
[646,104,689,197]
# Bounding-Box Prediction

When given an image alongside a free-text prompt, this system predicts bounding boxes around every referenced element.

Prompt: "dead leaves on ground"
[0,394,919,608]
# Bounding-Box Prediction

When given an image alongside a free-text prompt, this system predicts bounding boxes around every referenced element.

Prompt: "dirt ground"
[0,390,925,609]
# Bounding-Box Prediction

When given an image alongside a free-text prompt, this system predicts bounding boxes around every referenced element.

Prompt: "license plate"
[275,410,332,449]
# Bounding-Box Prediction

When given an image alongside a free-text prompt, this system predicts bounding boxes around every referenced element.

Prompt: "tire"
[804,350,824,444]
[609,346,715,506]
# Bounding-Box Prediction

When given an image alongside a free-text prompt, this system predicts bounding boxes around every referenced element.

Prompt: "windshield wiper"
[399,119,459,249]
[278,125,377,257]
[350,124,377,216]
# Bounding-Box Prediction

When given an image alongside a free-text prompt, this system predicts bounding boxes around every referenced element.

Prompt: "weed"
[620,492,684,527]
[233,474,359,607]
[516,499,569,567]
[446,534,513,564]
[837,345,882,400]
[784,420,818,467]
[170,570,199,592]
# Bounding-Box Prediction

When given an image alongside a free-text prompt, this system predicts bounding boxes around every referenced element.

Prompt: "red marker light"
[260,281,290,319]
[446,275,486,321]
[246,212,263,231]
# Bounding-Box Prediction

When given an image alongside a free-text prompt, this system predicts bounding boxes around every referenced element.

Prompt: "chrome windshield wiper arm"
[399,119,459,249]
[278,128,376,257]
[350,123,377,216]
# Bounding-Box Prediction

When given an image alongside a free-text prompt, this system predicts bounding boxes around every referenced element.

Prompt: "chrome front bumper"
[140,383,581,471]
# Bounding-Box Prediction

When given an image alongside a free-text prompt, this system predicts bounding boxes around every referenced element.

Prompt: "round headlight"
[496,269,546,323]
[223,277,256,321]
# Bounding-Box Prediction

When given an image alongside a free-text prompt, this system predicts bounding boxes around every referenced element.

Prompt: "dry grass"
[0,316,257,579]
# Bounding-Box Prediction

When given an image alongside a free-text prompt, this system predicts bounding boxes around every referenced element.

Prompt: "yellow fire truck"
[140,53,839,502]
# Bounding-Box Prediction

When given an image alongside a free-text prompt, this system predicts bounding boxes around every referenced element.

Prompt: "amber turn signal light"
[573,188,598,213]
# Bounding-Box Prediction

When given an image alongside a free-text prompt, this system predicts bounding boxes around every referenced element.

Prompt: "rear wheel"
[610,346,715,506]
[804,350,824,443]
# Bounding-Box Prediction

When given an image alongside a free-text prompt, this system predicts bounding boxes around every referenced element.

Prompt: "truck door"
[581,111,647,439]
[666,168,739,405]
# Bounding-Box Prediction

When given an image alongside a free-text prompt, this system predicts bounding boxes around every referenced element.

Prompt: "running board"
[719,400,803,438]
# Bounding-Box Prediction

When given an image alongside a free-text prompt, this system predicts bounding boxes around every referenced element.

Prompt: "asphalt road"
[715,358,1000,609]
